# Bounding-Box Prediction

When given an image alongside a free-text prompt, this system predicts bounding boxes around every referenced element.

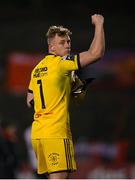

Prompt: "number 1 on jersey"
[37,79,45,109]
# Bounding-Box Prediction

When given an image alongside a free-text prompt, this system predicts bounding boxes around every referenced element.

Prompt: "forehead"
[53,34,70,42]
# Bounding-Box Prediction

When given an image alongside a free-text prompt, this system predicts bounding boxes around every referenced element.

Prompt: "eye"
[59,40,65,45]
[67,40,70,44]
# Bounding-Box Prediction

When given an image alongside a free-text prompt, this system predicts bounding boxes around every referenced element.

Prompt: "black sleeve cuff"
[77,54,81,69]
[28,89,33,93]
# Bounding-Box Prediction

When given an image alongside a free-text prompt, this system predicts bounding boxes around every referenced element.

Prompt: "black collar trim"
[46,53,56,56]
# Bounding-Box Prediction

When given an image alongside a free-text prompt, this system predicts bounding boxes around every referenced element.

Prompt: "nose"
[65,41,70,48]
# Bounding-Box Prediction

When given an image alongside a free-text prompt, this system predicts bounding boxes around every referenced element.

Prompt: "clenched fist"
[91,14,104,26]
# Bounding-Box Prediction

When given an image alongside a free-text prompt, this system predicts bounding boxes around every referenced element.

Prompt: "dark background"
[0,0,135,178]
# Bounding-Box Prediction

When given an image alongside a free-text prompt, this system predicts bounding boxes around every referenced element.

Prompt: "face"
[49,34,71,56]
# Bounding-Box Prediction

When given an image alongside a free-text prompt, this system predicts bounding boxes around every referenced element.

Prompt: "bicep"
[79,51,100,67]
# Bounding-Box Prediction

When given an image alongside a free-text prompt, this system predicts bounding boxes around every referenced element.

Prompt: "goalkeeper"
[27,14,105,179]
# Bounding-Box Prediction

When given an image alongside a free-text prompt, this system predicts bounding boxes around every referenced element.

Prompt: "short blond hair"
[46,25,72,44]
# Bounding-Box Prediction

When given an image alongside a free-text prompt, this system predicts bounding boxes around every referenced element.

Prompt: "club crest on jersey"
[48,153,60,166]
[62,54,74,61]
[33,67,48,78]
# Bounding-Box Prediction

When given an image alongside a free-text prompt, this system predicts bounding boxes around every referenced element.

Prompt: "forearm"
[89,24,105,60]
[79,14,105,67]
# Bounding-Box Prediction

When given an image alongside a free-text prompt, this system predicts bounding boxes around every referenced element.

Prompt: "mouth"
[65,48,70,52]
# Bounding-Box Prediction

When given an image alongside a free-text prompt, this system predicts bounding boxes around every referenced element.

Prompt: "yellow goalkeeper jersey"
[28,54,80,139]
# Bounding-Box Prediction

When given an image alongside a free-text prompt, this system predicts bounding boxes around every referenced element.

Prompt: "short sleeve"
[60,54,81,72]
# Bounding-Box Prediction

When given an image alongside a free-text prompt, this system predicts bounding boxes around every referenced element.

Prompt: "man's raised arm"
[79,14,105,67]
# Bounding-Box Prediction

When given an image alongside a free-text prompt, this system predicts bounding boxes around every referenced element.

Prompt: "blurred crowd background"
[0,0,135,178]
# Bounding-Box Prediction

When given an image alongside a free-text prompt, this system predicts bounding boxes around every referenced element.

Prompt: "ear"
[49,44,55,52]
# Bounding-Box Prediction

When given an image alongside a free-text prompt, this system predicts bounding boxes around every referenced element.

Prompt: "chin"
[63,53,69,56]
[64,50,70,56]
[58,50,70,57]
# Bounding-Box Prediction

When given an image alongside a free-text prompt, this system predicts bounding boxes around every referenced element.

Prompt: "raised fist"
[91,14,104,26]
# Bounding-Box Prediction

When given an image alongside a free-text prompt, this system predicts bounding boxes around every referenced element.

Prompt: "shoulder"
[62,53,77,61]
